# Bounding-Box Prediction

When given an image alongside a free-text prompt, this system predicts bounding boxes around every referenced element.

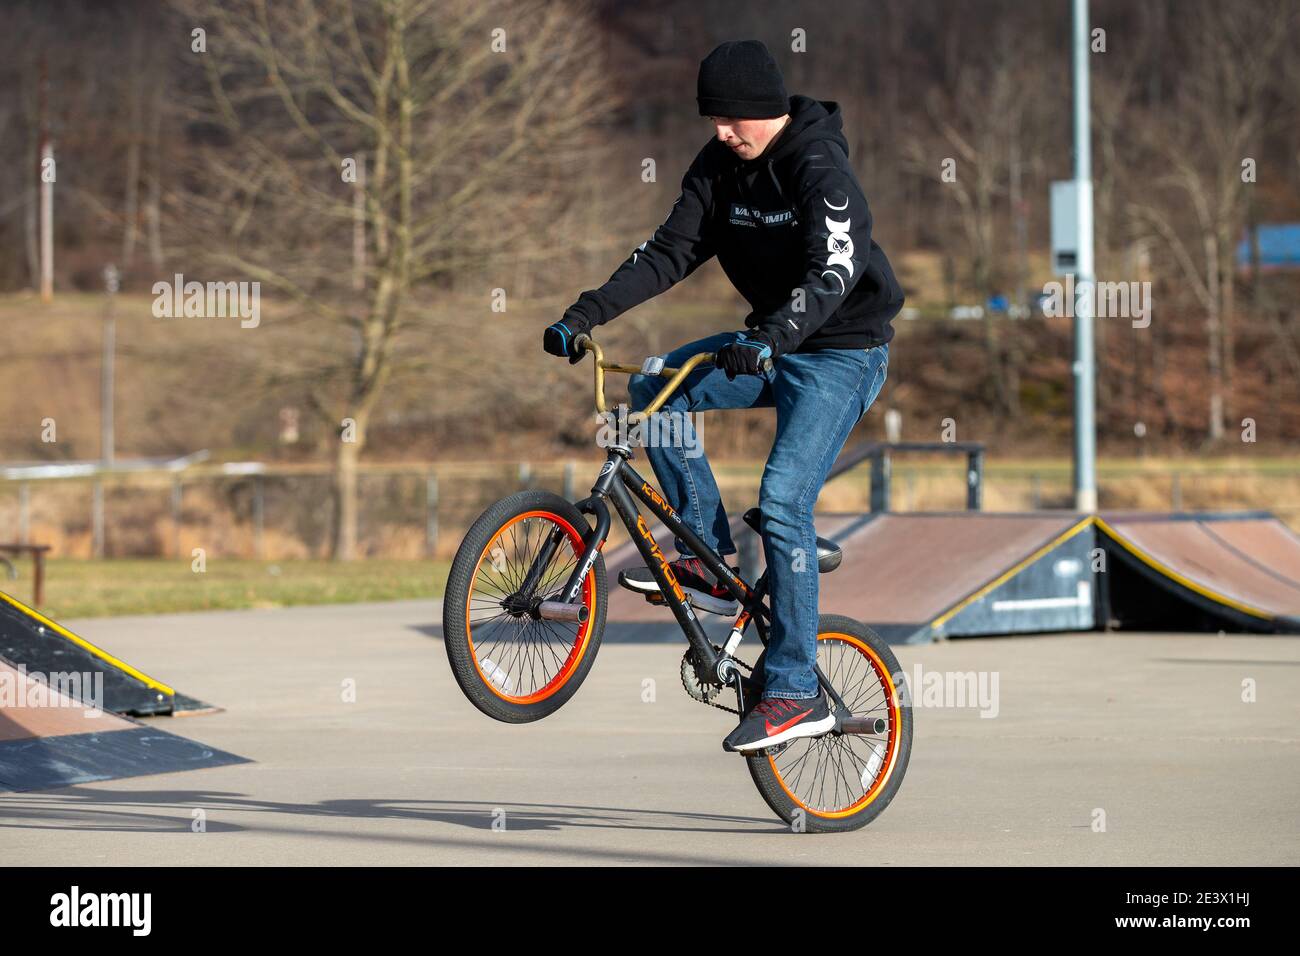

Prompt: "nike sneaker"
[722,690,835,753]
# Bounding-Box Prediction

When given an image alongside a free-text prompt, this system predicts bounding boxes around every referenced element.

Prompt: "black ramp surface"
[930,520,1097,637]
[0,656,248,792]
[0,590,212,716]
[0,726,249,792]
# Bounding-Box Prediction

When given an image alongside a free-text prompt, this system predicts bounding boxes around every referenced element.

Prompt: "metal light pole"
[1071,0,1097,512]
[93,263,120,561]
[102,264,119,467]
[38,54,54,302]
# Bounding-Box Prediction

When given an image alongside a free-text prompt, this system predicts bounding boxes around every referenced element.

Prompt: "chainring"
[679,644,753,716]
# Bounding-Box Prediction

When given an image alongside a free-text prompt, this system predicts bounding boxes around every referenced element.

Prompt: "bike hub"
[500,592,534,618]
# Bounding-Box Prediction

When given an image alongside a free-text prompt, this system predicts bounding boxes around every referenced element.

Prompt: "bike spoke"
[503,522,525,593]
[534,620,572,672]
[475,615,521,668]
[828,739,860,804]
[781,742,817,797]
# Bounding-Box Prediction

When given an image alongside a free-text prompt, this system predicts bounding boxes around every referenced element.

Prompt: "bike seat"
[741,507,842,574]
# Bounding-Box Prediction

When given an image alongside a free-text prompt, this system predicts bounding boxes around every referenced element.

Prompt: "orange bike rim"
[770,631,903,819]
[466,510,596,705]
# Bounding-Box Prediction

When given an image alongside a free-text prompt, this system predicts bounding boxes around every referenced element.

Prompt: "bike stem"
[509,493,610,610]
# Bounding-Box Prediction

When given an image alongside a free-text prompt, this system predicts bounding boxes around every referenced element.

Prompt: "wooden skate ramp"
[819,513,1095,642]
[604,511,1096,643]
[1097,513,1300,633]
[590,498,1300,642]
[0,657,247,792]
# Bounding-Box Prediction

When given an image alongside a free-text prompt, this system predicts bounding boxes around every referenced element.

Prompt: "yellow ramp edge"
[0,590,176,696]
[930,516,1097,631]
[1093,517,1273,621]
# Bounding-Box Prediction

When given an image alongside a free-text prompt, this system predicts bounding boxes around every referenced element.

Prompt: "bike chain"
[680,645,755,717]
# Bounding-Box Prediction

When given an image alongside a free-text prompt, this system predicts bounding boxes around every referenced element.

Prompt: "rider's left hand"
[715,332,775,380]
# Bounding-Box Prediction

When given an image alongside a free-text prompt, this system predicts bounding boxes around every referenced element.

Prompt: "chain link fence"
[2,459,1298,561]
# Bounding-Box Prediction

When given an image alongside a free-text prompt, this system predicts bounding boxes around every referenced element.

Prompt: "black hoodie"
[569,95,904,354]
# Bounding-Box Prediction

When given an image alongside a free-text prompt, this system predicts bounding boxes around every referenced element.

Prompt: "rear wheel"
[746,614,912,832]
[443,490,606,723]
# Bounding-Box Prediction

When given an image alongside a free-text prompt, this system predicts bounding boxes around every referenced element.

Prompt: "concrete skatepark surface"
[1,599,1297,865]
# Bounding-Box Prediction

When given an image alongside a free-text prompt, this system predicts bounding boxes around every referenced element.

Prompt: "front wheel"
[746,615,912,832]
[442,490,607,723]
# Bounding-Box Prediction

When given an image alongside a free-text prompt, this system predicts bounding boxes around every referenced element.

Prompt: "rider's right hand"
[543,311,593,364]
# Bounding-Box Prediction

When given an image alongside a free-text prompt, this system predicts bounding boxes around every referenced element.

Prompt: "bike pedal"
[639,588,738,616]
[641,589,696,607]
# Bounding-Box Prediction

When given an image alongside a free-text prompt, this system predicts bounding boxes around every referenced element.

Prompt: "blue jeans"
[628,332,889,700]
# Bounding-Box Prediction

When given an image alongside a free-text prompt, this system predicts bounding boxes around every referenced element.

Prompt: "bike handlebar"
[573,334,773,418]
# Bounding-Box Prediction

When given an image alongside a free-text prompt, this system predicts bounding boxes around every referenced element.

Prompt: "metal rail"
[828,441,985,512]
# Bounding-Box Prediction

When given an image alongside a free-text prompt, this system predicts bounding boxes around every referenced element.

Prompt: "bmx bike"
[442,334,912,832]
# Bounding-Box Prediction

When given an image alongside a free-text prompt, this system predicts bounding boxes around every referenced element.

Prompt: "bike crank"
[679,646,757,717]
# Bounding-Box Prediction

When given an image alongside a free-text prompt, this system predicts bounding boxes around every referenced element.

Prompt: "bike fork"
[557,495,610,604]
[507,495,609,616]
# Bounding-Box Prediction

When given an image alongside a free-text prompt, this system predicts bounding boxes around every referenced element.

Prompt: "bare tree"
[1128,0,1294,444]
[903,13,1049,419]
[168,0,607,557]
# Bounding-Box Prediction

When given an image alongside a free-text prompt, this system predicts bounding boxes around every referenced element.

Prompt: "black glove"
[543,312,593,364]
[714,332,775,381]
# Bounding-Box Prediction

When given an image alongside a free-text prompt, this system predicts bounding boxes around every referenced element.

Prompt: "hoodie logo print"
[821,195,854,295]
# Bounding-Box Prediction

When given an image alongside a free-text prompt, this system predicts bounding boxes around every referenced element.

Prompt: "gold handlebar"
[576,334,715,421]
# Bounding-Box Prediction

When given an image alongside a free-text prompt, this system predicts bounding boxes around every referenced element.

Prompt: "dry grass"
[1,558,449,619]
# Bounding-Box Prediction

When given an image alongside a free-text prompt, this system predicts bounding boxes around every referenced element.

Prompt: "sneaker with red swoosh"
[722,690,835,753]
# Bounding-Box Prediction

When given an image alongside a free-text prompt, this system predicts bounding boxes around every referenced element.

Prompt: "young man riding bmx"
[543,40,904,752]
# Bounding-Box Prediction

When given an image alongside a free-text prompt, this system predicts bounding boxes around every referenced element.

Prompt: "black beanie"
[697,40,789,119]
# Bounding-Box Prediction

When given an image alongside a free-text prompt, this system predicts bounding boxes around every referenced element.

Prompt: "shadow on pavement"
[0,788,785,840]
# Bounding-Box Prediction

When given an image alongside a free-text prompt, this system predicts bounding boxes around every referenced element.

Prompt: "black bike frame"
[560,450,761,674]
[512,444,851,713]
[547,447,773,691]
